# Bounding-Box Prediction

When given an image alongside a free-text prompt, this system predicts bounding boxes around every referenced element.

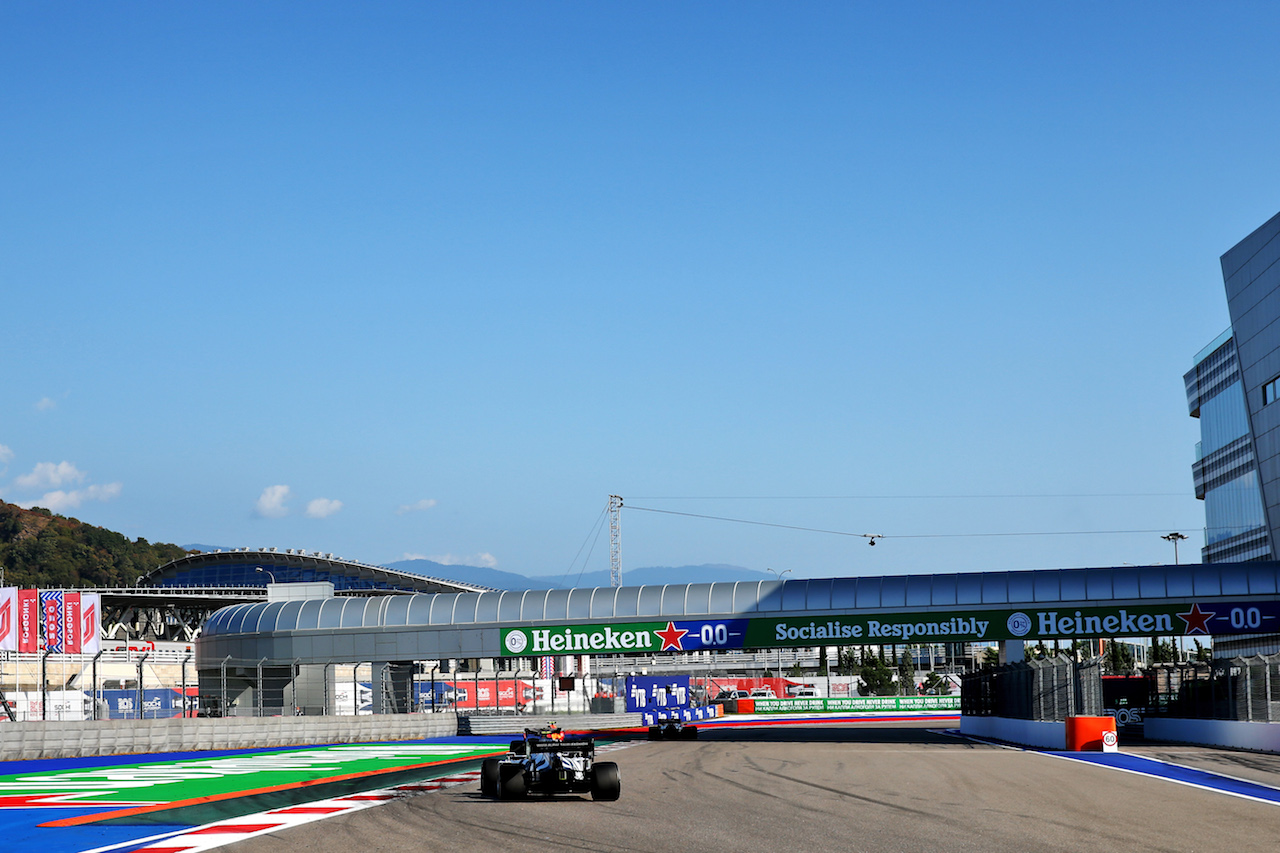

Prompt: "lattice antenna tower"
[608,495,623,588]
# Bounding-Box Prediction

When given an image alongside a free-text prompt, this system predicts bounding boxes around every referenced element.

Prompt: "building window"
[1265,377,1280,406]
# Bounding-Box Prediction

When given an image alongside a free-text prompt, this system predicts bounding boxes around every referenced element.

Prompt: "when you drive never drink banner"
[500,599,1280,656]
[0,587,101,653]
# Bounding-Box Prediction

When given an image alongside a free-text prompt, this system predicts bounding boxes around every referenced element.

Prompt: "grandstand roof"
[142,548,487,596]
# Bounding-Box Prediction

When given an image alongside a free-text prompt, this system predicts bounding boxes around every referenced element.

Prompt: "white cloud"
[15,461,85,490]
[255,485,292,518]
[0,444,12,471]
[427,552,498,568]
[35,397,56,412]
[396,498,438,514]
[306,498,343,518]
[21,482,122,513]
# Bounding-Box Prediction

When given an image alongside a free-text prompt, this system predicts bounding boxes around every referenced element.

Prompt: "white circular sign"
[1007,612,1032,637]
[1103,730,1118,747]
[504,631,528,654]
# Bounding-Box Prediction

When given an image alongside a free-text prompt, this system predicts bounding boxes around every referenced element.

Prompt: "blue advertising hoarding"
[625,675,691,712]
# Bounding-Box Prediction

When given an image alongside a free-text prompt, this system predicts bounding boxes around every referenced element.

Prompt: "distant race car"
[647,717,698,740]
[481,723,621,801]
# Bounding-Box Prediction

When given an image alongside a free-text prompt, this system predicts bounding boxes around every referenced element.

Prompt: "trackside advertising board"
[752,696,960,714]
[499,600,1280,656]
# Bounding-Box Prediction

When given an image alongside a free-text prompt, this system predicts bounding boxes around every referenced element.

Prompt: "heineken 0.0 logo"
[1007,612,1032,637]
[504,631,528,654]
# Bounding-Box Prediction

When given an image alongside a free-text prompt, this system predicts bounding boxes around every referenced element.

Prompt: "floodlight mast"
[609,495,623,588]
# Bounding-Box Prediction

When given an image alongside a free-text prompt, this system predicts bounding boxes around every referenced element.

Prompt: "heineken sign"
[501,620,750,656]
[499,600,1280,656]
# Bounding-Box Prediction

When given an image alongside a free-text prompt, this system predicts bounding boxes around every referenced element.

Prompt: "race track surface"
[213,721,1280,853]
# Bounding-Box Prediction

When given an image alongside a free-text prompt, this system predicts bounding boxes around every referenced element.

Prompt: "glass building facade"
[1221,210,1280,556]
[1189,210,1280,656]
[1185,331,1271,562]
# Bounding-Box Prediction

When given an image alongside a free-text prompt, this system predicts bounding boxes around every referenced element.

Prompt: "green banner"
[750,696,960,714]
[502,621,678,656]
[748,605,1188,645]
[499,601,1222,657]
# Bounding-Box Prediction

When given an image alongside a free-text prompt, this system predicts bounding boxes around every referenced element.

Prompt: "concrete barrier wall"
[959,715,1066,749]
[1145,717,1280,753]
[0,714,460,762]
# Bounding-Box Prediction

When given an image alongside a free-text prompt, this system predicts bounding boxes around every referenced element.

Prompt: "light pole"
[766,569,792,676]
[1161,533,1189,662]
[255,566,276,584]
[1161,532,1188,565]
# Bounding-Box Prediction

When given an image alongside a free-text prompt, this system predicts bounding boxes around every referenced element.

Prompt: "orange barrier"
[1065,716,1119,752]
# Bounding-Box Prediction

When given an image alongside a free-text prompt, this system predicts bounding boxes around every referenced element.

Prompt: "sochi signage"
[498,600,1280,655]
[0,588,13,652]
[40,590,65,653]
[18,589,38,653]
[0,588,100,653]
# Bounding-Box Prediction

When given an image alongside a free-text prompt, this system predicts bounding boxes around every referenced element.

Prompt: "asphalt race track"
[214,720,1280,853]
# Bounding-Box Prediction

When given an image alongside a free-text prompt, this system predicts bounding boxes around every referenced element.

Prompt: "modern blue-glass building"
[1187,210,1280,655]
[1185,330,1271,563]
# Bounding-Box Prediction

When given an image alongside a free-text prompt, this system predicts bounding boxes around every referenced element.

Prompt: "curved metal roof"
[144,548,487,595]
[195,562,1280,667]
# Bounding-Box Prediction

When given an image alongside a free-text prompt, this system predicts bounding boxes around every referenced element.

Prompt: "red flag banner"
[80,592,101,654]
[18,589,39,653]
[64,592,81,654]
[0,588,15,652]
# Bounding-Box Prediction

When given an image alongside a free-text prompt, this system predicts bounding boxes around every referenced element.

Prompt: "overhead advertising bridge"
[193,561,1280,714]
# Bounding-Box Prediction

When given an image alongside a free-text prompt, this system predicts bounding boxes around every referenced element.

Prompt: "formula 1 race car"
[480,723,621,801]
[647,717,698,740]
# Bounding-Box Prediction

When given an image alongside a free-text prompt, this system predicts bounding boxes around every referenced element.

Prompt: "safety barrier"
[1148,655,1280,721]
[747,696,960,714]
[1065,716,1119,751]
[458,712,643,736]
[962,656,1102,720]
[641,705,721,726]
[0,714,458,761]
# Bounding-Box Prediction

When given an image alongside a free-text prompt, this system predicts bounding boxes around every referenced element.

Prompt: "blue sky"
[2,3,1277,581]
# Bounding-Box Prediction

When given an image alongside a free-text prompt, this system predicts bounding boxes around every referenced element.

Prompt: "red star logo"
[656,621,689,651]
[1177,603,1216,635]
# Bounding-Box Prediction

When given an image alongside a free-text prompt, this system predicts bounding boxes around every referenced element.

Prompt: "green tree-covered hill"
[0,500,192,589]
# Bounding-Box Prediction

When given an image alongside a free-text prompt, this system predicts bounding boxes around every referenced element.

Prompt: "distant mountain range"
[385,558,771,590]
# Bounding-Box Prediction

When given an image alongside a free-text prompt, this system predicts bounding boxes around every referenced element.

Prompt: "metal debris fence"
[1147,653,1280,721]
[961,655,1102,721]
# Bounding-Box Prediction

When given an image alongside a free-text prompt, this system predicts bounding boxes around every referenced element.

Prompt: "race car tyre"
[590,761,621,801]
[498,763,527,799]
[508,739,527,755]
[682,725,698,739]
[647,726,662,740]
[480,758,500,797]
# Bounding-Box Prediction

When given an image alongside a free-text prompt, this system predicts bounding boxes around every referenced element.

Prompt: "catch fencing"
[961,655,1103,720]
[1147,653,1280,721]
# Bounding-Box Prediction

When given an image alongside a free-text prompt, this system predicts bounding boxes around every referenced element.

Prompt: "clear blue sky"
[3,3,1277,580]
